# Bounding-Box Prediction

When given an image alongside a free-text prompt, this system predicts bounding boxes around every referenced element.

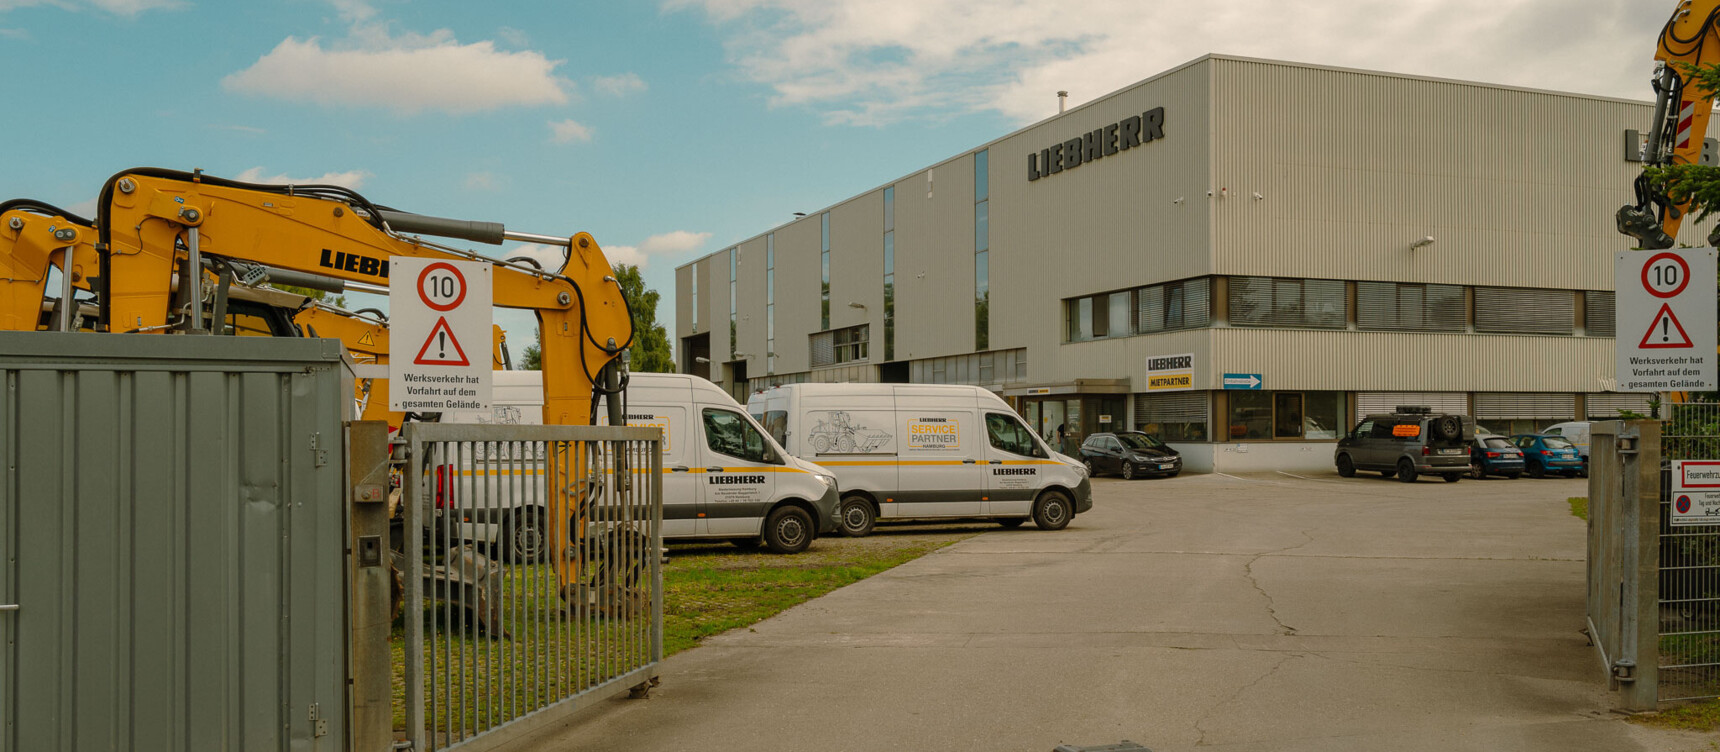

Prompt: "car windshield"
[1117,433,1165,451]
[1542,436,1574,449]
[1482,437,1514,449]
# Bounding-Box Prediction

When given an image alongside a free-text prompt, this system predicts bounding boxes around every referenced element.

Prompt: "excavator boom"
[1620,0,1720,248]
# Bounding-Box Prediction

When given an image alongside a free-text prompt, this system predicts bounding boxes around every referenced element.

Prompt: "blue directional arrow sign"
[1222,373,1263,390]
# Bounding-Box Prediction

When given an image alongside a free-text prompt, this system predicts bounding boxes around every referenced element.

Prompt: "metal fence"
[400,422,663,752]
[1659,400,1720,703]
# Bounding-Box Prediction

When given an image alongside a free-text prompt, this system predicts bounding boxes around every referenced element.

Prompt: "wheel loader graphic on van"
[807,411,893,454]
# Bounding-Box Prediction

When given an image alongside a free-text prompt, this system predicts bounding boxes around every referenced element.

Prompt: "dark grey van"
[1334,406,1475,483]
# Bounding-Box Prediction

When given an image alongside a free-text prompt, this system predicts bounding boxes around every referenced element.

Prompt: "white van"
[440,371,840,556]
[746,383,1092,536]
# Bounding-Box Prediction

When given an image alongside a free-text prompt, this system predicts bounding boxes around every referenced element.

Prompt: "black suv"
[1334,406,1475,483]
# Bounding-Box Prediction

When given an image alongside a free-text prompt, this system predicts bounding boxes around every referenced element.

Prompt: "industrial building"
[674,54,1707,473]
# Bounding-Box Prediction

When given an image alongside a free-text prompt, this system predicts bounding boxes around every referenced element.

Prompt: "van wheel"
[1336,454,1356,477]
[1032,491,1073,531]
[762,506,813,554]
[997,518,1027,528]
[1122,461,1137,480]
[503,508,547,563]
[1396,459,1418,483]
[837,495,876,537]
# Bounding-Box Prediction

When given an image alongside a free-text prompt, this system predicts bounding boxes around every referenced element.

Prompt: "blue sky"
[0,0,1663,347]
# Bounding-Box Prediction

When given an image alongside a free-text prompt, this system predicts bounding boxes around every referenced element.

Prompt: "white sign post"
[1615,248,1718,392]
[390,258,493,412]
[1671,460,1720,527]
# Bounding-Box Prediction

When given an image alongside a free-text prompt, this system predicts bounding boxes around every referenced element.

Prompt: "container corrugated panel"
[0,332,352,752]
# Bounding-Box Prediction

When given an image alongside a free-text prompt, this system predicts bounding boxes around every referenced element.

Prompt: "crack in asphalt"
[1193,652,1301,747]
[1243,529,1316,637]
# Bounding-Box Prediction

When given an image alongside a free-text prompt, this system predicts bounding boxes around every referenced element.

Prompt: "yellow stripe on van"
[998,460,1064,466]
[817,460,971,467]
[459,466,811,477]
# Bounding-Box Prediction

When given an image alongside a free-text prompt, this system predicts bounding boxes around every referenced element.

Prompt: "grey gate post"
[1621,419,1661,711]
[349,420,395,750]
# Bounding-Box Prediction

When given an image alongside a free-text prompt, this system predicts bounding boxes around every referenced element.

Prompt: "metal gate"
[398,422,662,751]
[0,333,352,751]
[1658,400,1720,703]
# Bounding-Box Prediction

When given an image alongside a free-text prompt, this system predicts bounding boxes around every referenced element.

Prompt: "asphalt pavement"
[503,470,1709,752]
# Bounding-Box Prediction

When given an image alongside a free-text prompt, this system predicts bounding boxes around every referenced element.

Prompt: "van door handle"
[669,466,690,473]
[705,467,724,473]
[989,460,1002,465]
[961,459,977,464]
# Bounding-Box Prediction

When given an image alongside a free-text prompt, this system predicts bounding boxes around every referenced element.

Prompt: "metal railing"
[400,422,662,751]
[1659,401,1720,703]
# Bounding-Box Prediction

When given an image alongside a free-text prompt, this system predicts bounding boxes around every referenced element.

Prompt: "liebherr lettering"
[1028,107,1166,181]
[708,475,766,485]
[993,468,1037,476]
[319,249,391,279]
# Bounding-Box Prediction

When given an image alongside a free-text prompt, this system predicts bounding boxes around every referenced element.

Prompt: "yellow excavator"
[0,199,512,432]
[2,168,637,598]
[1619,0,1720,249]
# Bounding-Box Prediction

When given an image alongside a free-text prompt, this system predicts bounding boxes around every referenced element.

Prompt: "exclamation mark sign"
[439,331,447,358]
[1663,316,1671,342]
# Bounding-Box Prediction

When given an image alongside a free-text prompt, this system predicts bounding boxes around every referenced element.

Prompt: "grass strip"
[1569,496,1588,521]
[1628,698,1720,732]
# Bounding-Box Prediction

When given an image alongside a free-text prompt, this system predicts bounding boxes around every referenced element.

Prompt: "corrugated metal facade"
[0,333,352,752]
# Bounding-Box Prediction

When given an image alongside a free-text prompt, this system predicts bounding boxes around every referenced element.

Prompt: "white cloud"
[505,230,709,273]
[211,124,267,135]
[464,172,501,191]
[548,119,594,143]
[235,167,371,189]
[592,72,647,97]
[638,230,711,255]
[672,0,1662,125]
[223,35,570,114]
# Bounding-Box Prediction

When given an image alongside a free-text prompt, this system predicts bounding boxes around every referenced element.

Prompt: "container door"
[983,410,1052,517]
[696,406,779,536]
[891,409,985,517]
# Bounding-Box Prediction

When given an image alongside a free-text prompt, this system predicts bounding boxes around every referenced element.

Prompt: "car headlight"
[815,473,837,490]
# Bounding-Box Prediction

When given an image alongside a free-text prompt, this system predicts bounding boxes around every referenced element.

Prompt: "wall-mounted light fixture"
[1410,235,1435,250]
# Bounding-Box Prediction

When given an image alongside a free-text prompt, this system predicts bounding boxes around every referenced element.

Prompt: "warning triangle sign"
[414,317,471,366]
[357,330,375,347]
[1639,303,1695,349]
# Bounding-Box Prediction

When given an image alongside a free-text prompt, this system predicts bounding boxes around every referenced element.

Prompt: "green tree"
[614,263,675,373]
[515,264,672,373]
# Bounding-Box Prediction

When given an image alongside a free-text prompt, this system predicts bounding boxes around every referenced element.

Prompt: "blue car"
[1511,434,1584,478]
[1469,434,1525,479]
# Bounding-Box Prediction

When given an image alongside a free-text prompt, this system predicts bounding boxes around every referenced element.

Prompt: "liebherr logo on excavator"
[319,249,391,279]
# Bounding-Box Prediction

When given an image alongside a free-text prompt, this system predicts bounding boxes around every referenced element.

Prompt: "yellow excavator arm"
[0,200,95,332]
[94,168,633,427]
[1620,0,1720,249]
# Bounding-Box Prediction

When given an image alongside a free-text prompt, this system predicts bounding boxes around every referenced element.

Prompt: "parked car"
[1541,421,1591,477]
[1079,431,1183,479]
[1334,405,1475,483]
[1511,434,1585,478]
[1469,434,1525,479]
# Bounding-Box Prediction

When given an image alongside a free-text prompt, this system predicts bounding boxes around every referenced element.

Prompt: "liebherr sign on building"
[1615,248,1717,392]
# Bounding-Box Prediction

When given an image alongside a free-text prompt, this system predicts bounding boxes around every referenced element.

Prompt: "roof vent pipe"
[1057,90,1068,114]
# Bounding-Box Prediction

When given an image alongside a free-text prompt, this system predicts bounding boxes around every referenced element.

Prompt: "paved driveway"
[505,471,1706,752]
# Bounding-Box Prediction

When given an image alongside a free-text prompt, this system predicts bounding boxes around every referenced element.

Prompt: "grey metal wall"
[1209,56,1715,288]
[0,333,353,752]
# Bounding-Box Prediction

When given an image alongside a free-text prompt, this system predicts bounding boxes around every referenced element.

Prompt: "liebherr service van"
[746,383,1093,536]
[443,371,841,556]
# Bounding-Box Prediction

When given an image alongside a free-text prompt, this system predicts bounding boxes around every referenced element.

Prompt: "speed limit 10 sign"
[389,258,493,412]
[1615,248,1717,393]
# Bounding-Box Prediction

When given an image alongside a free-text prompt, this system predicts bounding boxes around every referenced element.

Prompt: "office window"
[1227,390,1345,440]
[1356,282,1463,331]
[1134,392,1208,442]
[975,150,989,351]
[884,187,895,360]
[1474,287,1572,335]
[821,212,831,331]
[766,234,775,373]
[810,324,868,367]
[1228,277,1345,328]
[1584,291,1615,337]
[728,248,737,359]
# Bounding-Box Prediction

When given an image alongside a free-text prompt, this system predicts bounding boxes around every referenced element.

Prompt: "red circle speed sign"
[1641,252,1691,299]
[417,262,467,312]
